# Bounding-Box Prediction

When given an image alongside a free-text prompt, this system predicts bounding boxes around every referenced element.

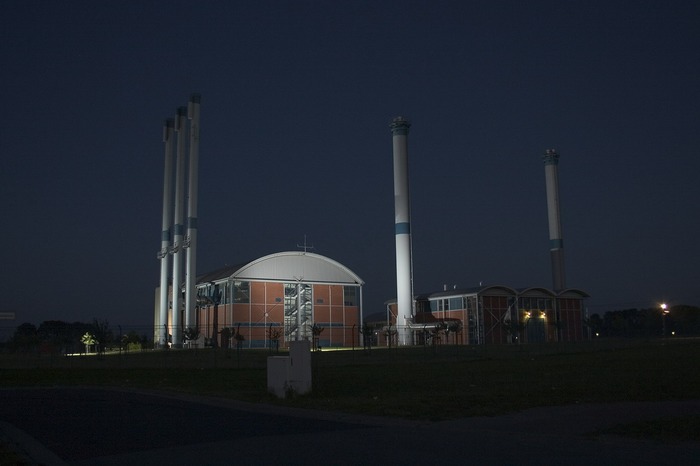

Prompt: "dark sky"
[2,0,699,329]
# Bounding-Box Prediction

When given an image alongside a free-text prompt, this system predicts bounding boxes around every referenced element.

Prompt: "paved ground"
[1,387,699,465]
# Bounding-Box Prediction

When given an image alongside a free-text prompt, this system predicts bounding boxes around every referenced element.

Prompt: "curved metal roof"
[556,288,590,298]
[227,251,364,285]
[397,284,588,303]
[478,285,519,296]
[517,287,557,297]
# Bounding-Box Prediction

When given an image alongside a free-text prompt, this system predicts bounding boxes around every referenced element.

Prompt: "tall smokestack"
[184,94,201,334]
[157,118,175,348]
[543,149,566,291]
[390,116,413,345]
[171,106,188,348]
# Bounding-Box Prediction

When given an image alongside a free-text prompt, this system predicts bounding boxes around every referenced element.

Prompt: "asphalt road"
[2,387,700,465]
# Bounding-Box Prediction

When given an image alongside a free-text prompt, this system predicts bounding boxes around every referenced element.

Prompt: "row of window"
[423,296,559,313]
[196,281,359,307]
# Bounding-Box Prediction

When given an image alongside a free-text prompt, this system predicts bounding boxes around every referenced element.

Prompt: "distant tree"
[234,324,245,368]
[11,323,38,352]
[37,320,72,353]
[359,322,375,350]
[92,319,112,354]
[384,325,398,348]
[596,306,700,338]
[603,310,634,337]
[81,332,97,353]
[600,308,665,338]
[666,305,700,336]
[310,324,325,351]
[202,284,222,348]
[443,321,451,344]
[124,331,142,352]
[267,324,282,353]
[234,324,245,350]
[432,322,447,346]
[636,308,660,337]
[584,314,603,337]
[140,334,150,350]
[219,327,232,350]
[13,322,36,337]
[447,320,463,344]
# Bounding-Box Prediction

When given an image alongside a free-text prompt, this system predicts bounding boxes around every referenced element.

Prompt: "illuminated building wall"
[155,251,363,349]
[380,285,588,346]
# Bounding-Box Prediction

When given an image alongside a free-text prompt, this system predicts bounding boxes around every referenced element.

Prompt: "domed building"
[154,251,364,349]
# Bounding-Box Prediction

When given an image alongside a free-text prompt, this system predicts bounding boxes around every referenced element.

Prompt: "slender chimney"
[157,118,174,348]
[171,106,188,348]
[184,94,201,334]
[390,116,413,345]
[543,149,566,291]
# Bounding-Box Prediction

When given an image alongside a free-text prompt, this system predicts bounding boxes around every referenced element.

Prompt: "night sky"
[2,0,699,330]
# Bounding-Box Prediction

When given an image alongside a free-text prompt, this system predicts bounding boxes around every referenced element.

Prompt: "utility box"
[267,356,290,398]
[267,340,312,398]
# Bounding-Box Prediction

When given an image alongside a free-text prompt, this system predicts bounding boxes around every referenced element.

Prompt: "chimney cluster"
[157,94,201,348]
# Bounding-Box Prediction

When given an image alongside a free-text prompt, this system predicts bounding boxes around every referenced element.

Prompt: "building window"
[343,286,357,306]
[233,281,250,304]
[196,283,221,305]
[431,299,450,312]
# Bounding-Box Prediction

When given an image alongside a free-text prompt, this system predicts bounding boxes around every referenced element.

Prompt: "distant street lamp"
[661,303,669,338]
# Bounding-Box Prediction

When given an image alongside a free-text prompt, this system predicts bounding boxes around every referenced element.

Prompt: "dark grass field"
[2,338,699,423]
[2,338,700,457]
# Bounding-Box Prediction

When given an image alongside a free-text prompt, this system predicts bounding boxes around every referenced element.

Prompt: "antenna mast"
[297,235,315,253]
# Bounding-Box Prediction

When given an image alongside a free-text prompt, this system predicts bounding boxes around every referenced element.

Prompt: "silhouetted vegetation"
[266,325,282,353]
[5,320,124,354]
[310,323,324,351]
[590,305,700,338]
[359,322,375,350]
[3,304,697,356]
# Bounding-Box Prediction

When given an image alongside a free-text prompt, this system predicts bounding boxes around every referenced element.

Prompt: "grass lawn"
[2,338,699,463]
[1,338,699,423]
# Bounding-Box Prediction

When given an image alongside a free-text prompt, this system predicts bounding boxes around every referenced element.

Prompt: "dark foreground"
[2,387,700,466]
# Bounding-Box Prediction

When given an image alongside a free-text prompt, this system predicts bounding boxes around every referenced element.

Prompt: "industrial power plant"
[154,99,588,349]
